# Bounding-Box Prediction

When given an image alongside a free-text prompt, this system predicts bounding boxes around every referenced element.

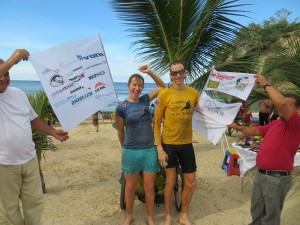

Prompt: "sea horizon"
[11,79,156,83]
[9,80,159,112]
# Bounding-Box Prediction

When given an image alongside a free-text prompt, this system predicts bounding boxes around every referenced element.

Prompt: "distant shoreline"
[10,80,157,84]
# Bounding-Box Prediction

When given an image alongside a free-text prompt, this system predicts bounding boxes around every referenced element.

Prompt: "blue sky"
[0,0,299,82]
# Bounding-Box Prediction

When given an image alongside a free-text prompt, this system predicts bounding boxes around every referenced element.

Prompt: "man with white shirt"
[0,49,69,225]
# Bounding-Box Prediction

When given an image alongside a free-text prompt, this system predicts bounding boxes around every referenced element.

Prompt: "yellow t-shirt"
[154,86,200,145]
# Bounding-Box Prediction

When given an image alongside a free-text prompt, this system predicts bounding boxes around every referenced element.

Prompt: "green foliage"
[28,90,58,193]
[28,90,58,158]
[110,1,300,98]
[155,173,165,195]
[28,91,58,125]
[204,9,300,102]
[111,0,248,81]
[233,9,300,57]
[262,38,300,90]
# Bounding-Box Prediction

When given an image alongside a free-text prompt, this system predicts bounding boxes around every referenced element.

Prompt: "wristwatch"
[263,83,272,90]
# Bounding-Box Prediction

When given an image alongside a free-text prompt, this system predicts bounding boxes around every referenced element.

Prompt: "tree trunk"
[39,168,46,193]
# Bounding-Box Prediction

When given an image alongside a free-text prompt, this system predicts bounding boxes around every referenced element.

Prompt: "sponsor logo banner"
[192,68,255,145]
[193,92,241,145]
[192,110,227,145]
[199,92,241,124]
[204,69,256,101]
[30,36,118,131]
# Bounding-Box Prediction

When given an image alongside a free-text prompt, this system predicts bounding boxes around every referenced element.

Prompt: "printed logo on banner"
[53,94,77,109]
[88,71,105,80]
[203,100,224,116]
[70,86,85,94]
[84,63,103,70]
[73,66,82,72]
[94,91,114,99]
[236,77,249,91]
[51,83,74,97]
[71,91,93,106]
[94,82,107,92]
[42,68,52,75]
[68,73,85,82]
[76,53,104,61]
[210,70,235,80]
[207,80,219,88]
[49,74,64,87]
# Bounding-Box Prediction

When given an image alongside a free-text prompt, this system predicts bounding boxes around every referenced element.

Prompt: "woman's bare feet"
[146,216,155,225]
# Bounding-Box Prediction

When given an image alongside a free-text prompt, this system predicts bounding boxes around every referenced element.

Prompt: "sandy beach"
[40,118,300,225]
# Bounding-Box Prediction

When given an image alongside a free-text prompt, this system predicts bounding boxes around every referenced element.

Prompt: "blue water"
[10,80,158,111]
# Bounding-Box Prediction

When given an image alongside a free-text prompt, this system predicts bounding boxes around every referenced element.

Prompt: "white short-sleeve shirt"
[0,87,38,165]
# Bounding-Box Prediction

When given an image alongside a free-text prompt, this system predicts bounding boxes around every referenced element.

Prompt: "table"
[232,143,300,177]
[232,143,300,193]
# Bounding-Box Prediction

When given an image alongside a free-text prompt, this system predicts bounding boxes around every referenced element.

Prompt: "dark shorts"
[162,143,197,173]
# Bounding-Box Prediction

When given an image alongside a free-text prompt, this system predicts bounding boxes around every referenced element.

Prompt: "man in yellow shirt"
[154,60,200,225]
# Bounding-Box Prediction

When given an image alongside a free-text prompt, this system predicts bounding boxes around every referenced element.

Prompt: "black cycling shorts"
[162,143,197,173]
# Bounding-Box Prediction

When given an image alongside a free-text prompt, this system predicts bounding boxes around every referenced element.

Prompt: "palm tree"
[28,90,58,193]
[262,37,300,90]
[245,37,300,106]
[111,0,249,85]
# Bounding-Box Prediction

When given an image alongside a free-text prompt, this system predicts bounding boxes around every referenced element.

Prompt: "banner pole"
[97,33,120,105]
[221,134,225,154]
[224,132,230,150]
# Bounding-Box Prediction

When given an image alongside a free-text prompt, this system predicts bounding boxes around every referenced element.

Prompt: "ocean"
[10,80,158,112]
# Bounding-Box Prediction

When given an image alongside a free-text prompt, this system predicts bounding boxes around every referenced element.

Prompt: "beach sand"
[40,119,300,225]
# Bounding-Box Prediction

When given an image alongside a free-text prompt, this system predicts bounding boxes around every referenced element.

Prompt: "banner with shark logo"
[204,69,256,101]
[30,36,118,131]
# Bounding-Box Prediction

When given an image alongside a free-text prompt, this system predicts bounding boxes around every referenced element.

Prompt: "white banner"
[199,92,242,124]
[192,110,228,145]
[204,69,256,100]
[30,37,118,131]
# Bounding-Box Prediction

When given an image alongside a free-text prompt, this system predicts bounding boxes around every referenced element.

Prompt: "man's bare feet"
[179,215,191,225]
[164,215,172,225]
[122,215,134,225]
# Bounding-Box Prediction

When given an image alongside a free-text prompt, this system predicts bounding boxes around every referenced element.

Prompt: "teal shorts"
[122,146,160,174]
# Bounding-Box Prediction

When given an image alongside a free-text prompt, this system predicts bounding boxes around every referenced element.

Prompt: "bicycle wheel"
[120,171,126,210]
[174,166,184,212]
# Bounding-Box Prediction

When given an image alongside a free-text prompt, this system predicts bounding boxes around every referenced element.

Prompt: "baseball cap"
[251,117,259,123]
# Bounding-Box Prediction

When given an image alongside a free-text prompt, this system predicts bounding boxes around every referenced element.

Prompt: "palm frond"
[110,0,249,79]
[28,90,58,155]
[262,37,300,89]
[28,90,58,193]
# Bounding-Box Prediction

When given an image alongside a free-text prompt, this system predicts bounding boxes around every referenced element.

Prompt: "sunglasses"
[170,69,185,76]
